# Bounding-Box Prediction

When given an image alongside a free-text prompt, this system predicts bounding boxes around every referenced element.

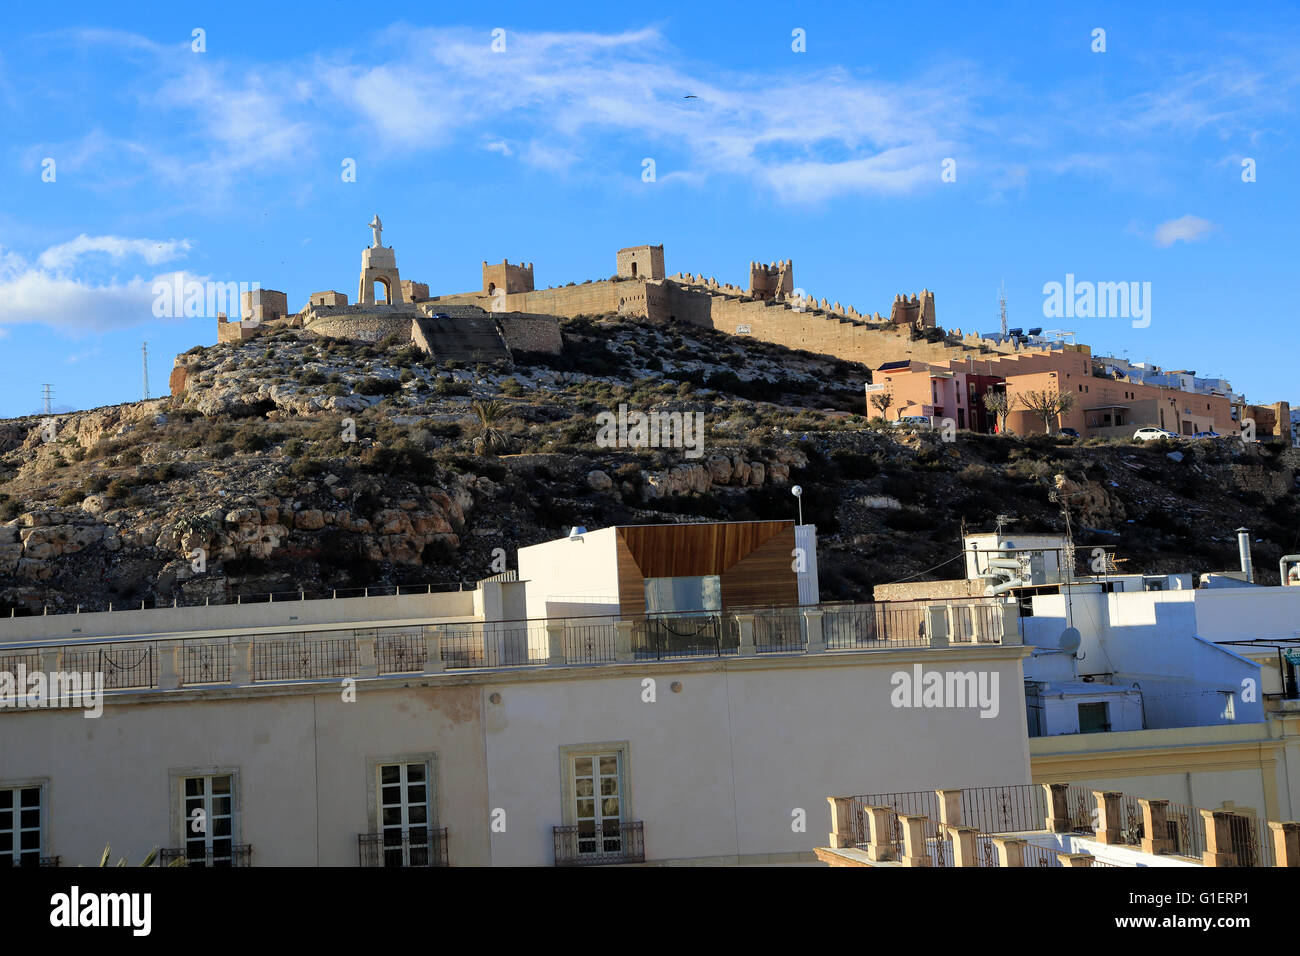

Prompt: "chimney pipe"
[1236,528,1254,583]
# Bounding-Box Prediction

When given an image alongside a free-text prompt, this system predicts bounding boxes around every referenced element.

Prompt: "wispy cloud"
[0,237,199,332]
[12,22,1300,206]
[37,235,192,271]
[1153,214,1215,247]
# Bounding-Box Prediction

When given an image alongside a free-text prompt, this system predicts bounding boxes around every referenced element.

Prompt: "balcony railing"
[553,821,645,866]
[358,828,449,867]
[159,844,252,867]
[0,598,1016,698]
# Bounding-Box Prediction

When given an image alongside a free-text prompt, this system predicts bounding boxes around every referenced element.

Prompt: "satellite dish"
[1058,627,1082,656]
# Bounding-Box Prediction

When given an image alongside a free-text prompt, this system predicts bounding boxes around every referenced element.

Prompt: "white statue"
[368,214,383,248]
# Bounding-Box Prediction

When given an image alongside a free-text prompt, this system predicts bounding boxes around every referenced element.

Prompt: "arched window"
[374,279,390,304]
[488,282,496,295]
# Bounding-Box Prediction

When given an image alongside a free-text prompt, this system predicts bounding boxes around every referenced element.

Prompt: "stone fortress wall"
[213,222,1034,378]
[429,249,1025,370]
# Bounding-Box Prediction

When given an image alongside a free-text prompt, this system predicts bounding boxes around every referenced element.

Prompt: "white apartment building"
[0,521,1032,868]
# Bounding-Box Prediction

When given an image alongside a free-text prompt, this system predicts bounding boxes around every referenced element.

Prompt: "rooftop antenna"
[41,384,52,415]
[142,341,150,401]
[998,279,1008,338]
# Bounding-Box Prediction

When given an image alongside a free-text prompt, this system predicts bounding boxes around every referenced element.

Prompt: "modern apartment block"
[0,520,1030,868]
[870,348,1256,437]
[877,529,1300,825]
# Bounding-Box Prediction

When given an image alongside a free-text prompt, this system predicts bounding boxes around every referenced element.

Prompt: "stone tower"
[357,217,404,306]
[748,259,794,301]
[616,245,665,280]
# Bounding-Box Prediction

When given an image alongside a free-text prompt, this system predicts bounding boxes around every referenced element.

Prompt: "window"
[573,752,624,856]
[167,767,246,867]
[0,785,44,867]
[644,575,721,614]
[181,774,236,865]
[556,742,642,865]
[379,762,432,866]
[362,754,443,867]
[1078,701,1111,734]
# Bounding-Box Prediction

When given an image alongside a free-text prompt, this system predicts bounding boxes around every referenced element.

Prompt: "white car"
[1133,427,1179,442]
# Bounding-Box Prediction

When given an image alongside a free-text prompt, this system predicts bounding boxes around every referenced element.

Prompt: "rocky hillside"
[1,314,1296,613]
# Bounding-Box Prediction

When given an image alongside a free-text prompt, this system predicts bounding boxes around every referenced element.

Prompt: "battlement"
[241,288,288,322]
[308,290,348,308]
[748,259,794,301]
[888,290,936,329]
[401,279,430,301]
[616,244,665,280]
[482,259,535,296]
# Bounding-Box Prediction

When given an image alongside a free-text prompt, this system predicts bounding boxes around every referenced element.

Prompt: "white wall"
[517,527,621,622]
[0,648,1032,867]
[0,684,492,867]
[0,589,478,644]
[1041,690,1143,735]
[481,651,1031,865]
[1194,586,1300,642]
[1025,589,1263,729]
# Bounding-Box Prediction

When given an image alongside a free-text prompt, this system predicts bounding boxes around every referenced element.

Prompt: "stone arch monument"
[357,214,404,306]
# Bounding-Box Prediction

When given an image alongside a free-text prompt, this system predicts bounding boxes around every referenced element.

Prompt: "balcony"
[553,821,645,866]
[358,828,449,867]
[0,598,1020,704]
[159,844,252,867]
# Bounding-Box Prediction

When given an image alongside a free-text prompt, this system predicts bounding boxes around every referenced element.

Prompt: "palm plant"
[93,844,185,867]
[470,400,511,456]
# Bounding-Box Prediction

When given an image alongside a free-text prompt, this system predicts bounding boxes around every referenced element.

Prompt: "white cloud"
[0,237,201,332]
[1153,215,1215,247]
[37,235,193,271]
[18,24,1300,205]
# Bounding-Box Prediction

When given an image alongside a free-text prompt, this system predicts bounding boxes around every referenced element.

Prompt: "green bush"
[435,379,471,397]
[232,426,271,453]
[356,377,402,396]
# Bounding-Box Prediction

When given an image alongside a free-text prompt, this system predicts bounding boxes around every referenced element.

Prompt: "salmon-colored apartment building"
[870,346,1243,438]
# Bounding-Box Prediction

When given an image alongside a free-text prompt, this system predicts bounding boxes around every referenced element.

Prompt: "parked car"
[1133,426,1179,441]
[892,416,934,431]
[1058,427,1080,437]
[1191,430,1221,440]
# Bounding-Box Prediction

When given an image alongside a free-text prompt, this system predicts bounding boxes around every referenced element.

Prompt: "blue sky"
[1,0,1297,416]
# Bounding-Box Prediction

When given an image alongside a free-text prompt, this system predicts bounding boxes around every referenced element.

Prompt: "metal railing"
[374,628,425,673]
[1022,843,1063,867]
[358,828,449,867]
[159,844,252,867]
[553,821,645,866]
[563,622,618,665]
[2,581,476,619]
[179,640,231,685]
[0,599,1015,698]
[63,643,156,690]
[437,622,551,669]
[633,612,735,660]
[844,785,1051,852]
[254,636,358,682]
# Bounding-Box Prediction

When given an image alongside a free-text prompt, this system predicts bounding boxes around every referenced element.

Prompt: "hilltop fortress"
[208,217,1048,377]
